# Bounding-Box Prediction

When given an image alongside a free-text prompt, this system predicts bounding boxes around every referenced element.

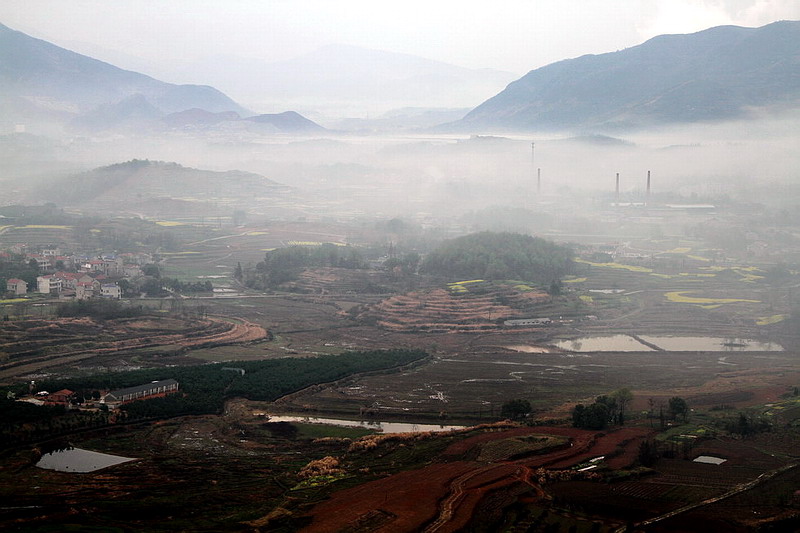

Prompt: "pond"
[262,415,464,434]
[552,335,654,352]
[36,447,136,473]
[639,336,782,352]
[550,335,783,352]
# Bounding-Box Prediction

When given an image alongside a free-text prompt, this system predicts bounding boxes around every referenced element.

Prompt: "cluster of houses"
[4,245,154,300]
[23,379,179,409]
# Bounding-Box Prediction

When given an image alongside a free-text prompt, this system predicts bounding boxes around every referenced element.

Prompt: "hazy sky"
[1,0,798,78]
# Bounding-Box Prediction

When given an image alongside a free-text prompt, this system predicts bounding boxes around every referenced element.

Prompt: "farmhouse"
[6,278,28,295]
[103,379,179,404]
[100,283,121,299]
[45,389,74,406]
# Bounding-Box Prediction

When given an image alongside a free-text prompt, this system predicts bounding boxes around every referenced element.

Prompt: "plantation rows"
[364,284,551,333]
[33,349,430,420]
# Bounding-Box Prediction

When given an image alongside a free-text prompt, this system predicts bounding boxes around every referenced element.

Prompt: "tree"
[141,278,165,297]
[612,388,634,424]
[142,264,160,278]
[668,397,689,422]
[572,402,610,430]
[638,440,659,467]
[500,399,532,420]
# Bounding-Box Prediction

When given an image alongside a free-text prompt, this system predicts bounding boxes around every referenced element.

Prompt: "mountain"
[200,44,517,118]
[0,22,248,130]
[453,21,800,132]
[243,111,327,133]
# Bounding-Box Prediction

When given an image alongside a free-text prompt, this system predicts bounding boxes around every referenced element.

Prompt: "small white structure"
[504,318,551,327]
[693,455,727,465]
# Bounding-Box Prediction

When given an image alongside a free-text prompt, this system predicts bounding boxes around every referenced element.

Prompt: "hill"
[0,22,248,130]
[453,21,800,132]
[244,111,327,133]
[420,232,574,285]
[46,160,287,206]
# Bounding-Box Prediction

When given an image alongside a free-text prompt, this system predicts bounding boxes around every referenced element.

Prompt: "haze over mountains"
[456,21,800,132]
[192,44,517,118]
[0,23,332,135]
[3,20,800,136]
[0,23,246,130]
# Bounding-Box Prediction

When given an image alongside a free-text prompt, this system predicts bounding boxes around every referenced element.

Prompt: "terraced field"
[0,315,268,381]
[361,283,551,333]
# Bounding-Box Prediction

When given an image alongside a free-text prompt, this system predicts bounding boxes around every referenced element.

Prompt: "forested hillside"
[420,232,573,285]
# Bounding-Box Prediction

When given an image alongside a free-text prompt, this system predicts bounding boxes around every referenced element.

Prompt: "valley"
[1,7,800,532]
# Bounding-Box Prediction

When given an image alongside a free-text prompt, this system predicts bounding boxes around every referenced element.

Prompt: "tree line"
[5,349,428,435]
[241,244,366,289]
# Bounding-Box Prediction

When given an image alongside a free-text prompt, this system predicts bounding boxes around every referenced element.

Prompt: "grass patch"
[575,258,652,273]
[18,224,72,229]
[0,298,29,304]
[664,291,760,305]
[155,221,187,227]
[756,314,787,326]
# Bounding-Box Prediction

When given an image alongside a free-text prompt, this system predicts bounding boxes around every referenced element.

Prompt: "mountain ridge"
[452,21,800,132]
[0,22,249,128]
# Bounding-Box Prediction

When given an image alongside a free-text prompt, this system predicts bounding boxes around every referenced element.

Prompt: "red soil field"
[301,425,654,533]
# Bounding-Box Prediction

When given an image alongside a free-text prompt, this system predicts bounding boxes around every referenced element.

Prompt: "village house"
[26,253,52,271]
[6,278,28,295]
[37,275,55,294]
[122,264,144,278]
[102,379,179,405]
[120,252,153,266]
[45,389,74,406]
[40,247,61,257]
[100,283,122,299]
[75,280,100,300]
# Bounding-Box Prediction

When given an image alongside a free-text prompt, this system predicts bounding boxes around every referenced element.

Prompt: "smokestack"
[531,142,535,198]
[646,170,651,206]
[615,172,620,207]
[537,168,541,195]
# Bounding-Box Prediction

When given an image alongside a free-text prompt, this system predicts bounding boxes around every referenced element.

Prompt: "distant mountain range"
[194,44,517,117]
[0,23,324,134]
[453,21,800,132]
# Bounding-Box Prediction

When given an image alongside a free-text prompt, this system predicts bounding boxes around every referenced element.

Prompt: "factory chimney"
[615,173,620,207]
[646,170,651,206]
[537,168,541,195]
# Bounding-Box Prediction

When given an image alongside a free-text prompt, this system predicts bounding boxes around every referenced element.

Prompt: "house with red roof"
[6,278,27,295]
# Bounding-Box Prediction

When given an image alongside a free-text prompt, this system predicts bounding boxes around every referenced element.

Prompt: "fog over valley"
[2,2,800,531]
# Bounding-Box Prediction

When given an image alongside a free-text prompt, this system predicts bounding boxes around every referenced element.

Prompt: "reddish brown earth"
[361,284,550,333]
[300,425,654,533]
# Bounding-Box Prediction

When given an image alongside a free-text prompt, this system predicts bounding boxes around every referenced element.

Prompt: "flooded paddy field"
[550,334,783,352]
[275,344,800,419]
